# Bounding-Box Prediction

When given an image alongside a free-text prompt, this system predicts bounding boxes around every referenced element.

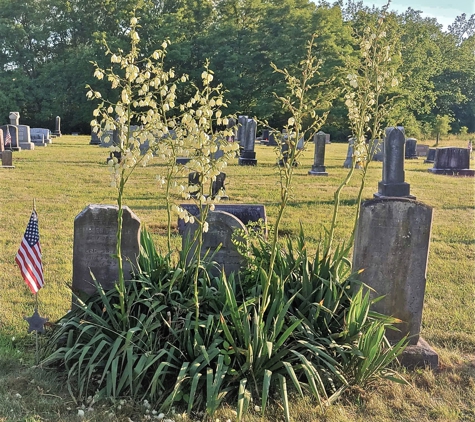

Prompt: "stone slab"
[353,197,433,345]
[398,337,439,369]
[72,205,141,303]
[182,210,247,278]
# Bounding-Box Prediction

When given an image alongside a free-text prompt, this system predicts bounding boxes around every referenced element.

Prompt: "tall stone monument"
[72,205,141,304]
[374,127,414,199]
[238,118,257,166]
[308,131,328,175]
[353,198,438,368]
[54,116,62,137]
[236,115,248,151]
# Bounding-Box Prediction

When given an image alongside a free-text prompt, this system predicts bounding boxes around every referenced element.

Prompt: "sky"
[359,0,475,30]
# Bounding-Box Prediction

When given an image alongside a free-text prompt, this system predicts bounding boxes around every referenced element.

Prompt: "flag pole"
[33,198,39,365]
[35,293,39,365]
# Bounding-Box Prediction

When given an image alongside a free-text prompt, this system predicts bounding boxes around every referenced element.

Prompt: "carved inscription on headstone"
[72,205,140,301]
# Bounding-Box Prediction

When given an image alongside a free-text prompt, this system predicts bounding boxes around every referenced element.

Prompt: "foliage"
[42,227,407,419]
[41,7,408,421]
[0,0,473,135]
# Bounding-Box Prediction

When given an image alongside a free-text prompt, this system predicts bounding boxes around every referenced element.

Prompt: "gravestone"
[72,205,141,302]
[236,115,248,150]
[9,112,19,125]
[31,128,52,145]
[325,133,331,144]
[54,116,62,137]
[428,147,474,176]
[90,129,101,145]
[182,210,247,278]
[353,197,438,368]
[1,150,14,168]
[416,144,429,157]
[262,129,270,142]
[0,130,3,152]
[177,203,267,235]
[267,132,278,146]
[343,138,361,169]
[17,125,34,150]
[405,138,418,159]
[374,127,415,199]
[308,131,328,175]
[1,125,20,151]
[238,118,257,166]
[424,148,436,163]
[188,172,228,199]
[371,139,384,161]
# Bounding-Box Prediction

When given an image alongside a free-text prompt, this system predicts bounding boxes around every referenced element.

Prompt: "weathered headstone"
[261,129,270,142]
[183,210,247,278]
[54,116,62,137]
[17,125,34,150]
[0,130,3,152]
[308,131,328,175]
[236,115,248,150]
[72,205,141,302]
[1,150,14,168]
[353,197,438,368]
[371,139,384,161]
[405,138,418,159]
[31,128,52,145]
[324,133,331,144]
[267,132,278,146]
[428,147,474,176]
[90,129,101,145]
[238,118,257,166]
[424,148,436,163]
[343,138,361,169]
[1,125,20,151]
[374,127,415,199]
[416,144,429,157]
[177,203,267,235]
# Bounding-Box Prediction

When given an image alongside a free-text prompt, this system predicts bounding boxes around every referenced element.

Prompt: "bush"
[42,227,407,420]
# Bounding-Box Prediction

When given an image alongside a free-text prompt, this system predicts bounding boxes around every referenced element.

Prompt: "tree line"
[0,0,473,139]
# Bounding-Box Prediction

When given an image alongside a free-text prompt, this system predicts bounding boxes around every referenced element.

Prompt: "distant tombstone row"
[353,125,438,369]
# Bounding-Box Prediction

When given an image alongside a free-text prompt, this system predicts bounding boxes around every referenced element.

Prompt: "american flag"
[5,130,12,147]
[15,211,44,293]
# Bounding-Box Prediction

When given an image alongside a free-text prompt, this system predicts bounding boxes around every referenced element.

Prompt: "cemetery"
[0,3,474,422]
[1,128,473,421]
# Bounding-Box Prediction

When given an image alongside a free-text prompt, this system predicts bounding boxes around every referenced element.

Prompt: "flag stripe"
[15,250,43,292]
[19,243,44,286]
[15,245,44,292]
[15,210,44,293]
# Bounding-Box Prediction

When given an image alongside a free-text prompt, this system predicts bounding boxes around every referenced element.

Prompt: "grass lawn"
[0,135,474,421]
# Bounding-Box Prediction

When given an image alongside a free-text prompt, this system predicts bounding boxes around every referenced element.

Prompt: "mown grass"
[0,135,474,421]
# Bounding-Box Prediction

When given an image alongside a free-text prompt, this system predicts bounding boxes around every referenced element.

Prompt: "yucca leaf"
[261,369,272,415]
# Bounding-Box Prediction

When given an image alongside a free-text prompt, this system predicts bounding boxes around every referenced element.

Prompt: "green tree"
[433,114,452,144]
